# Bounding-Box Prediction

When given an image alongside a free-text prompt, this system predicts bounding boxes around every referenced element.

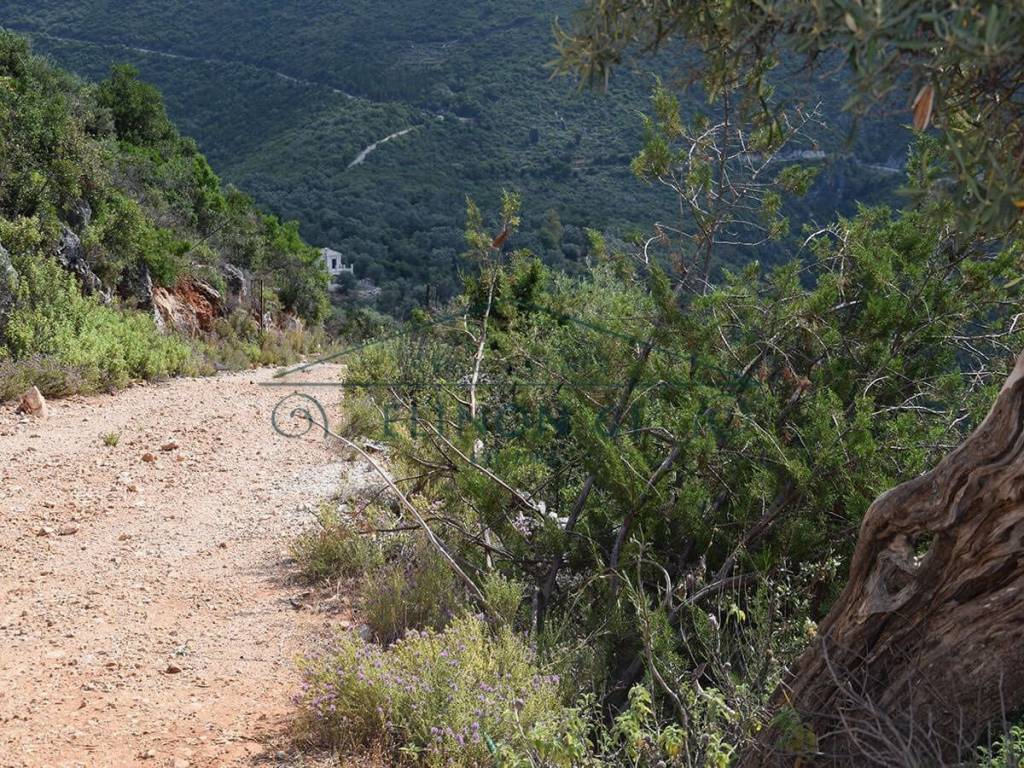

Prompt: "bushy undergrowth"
[295,599,776,766]
[292,502,467,643]
[0,218,196,398]
[978,725,1024,768]
[198,310,325,372]
[290,506,382,583]
[0,32,329,402]
[297,616,591,767]
[291,495,792,765]
[0,223,320,400]
[289,185,1024,764]
[361,537,464,644]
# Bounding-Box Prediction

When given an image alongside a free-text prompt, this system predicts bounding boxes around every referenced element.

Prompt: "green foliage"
[361,536,465,644]
[96,63,174,146]
[557,0,1024,236]
[482,572,527,630]
[978,724,1024,768]
[337,194,1022,756]
[260,217,329,324]
[101,431,120,447]
[0,31,329,400]
[0,216,194,395]
[297,615,588,767]
[609,684,737,767]
[630,81,820,282]
[197,310,322,371]
[84,190,185,287]
[0,32,102,219]
[290,506,382,583]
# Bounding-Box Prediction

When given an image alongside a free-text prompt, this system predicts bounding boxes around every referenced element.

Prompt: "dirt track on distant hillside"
[0,367,355,767]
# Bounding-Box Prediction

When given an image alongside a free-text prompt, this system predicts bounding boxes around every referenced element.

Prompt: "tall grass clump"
[361,537,464,643]
[290,506,382,583]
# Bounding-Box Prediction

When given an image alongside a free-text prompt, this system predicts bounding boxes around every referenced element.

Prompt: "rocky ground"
[0,366,367,767]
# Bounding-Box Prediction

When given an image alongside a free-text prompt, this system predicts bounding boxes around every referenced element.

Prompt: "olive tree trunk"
[740,353,1024,766]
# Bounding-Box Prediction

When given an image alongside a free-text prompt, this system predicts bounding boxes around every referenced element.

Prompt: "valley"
[2,1,907,315]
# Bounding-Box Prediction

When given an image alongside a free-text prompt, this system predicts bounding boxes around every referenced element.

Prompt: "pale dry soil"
[0,367,357,768]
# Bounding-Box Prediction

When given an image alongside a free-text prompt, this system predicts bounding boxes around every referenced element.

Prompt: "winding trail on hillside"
[6,26,433,172]
[347,127,419,169]
[3,26,361,100]
[0,367,356,767]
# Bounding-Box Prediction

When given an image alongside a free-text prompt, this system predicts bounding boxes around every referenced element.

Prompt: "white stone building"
[321,247,355,278]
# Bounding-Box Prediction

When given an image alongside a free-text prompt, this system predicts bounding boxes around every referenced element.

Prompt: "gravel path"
[0,367,351,767]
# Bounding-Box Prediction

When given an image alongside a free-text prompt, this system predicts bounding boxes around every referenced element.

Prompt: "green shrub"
[290,507,381,582]
[0,220,196,400]
[198,310,322,371]
[96,63,175,146]
[0,31,330,390]
[482,571,527,630]
[338,393,381,440]
[361,536,465,643]
[101,431,120,447]
[979,724,1024,768]
[256,327,321,366]
[85,191,187,287]
[297,615,591,767]
[0,354,88,401]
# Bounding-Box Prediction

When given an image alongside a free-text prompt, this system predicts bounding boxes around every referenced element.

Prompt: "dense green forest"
[0,32,327,399]
[3,1,908,315]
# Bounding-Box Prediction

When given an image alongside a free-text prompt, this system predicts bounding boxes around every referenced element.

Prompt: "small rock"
[16,387,47,419]
[218,542,227,549]
[141,453,157,463]
[173,760,190,768]
[160,441,179,452]
[139,749,156,760]
[58,524,79,536]
[165,662,182,674]
[35,526,54,537]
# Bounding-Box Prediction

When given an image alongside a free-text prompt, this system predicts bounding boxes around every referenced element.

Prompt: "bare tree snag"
[741,353,1024,766]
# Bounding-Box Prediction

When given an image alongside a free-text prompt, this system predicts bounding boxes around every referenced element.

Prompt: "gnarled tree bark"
[740,353,1024,766]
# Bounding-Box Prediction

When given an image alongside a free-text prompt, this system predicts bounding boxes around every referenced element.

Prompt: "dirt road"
[0,368,350,767]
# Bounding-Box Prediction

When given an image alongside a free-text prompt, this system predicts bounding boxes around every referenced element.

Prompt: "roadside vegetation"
[0,32,329,400]
[290,1,1024,765]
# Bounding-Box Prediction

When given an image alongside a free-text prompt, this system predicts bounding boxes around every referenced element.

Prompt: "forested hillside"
[3,1,907,314]
[0,32,327,399]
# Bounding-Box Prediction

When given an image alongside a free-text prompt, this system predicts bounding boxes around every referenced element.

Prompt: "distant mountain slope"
[3,1,909,315]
